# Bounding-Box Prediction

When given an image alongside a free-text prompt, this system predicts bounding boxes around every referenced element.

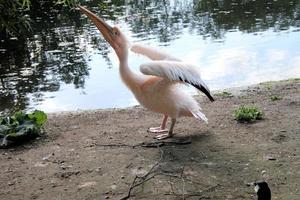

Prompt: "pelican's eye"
[112,30,119,36]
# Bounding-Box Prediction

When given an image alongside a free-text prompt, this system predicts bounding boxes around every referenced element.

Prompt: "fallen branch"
[95,143,135,148]
[139,137,192,148]
[120,147,164,200]
[94,137,192,149]
[163,184,220,199]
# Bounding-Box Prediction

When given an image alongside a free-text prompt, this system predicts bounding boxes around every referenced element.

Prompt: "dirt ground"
[0,79,299,200]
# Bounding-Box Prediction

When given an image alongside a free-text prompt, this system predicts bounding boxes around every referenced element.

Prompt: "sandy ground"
[0,79,299,200]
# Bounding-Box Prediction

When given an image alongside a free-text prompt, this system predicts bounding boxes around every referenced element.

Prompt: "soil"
[0,79,299,200]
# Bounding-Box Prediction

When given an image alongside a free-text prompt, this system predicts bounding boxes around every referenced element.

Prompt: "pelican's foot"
[155,133,173,140]
[148,127,169,133]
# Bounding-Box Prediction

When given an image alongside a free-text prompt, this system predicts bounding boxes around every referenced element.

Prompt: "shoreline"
[47,78,300,116]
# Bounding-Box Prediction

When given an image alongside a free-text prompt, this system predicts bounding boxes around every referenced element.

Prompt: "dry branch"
[120,147,164,200]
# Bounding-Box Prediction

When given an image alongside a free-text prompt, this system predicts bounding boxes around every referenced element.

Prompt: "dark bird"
[248,181,271,200]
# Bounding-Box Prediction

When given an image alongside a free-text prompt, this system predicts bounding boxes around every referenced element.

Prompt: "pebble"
[78,181,97,189]
[95,167,102,172]
[264,155,276,161]
[8,182,14,186]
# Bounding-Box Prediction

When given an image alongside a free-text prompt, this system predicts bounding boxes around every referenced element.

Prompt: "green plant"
[215,91,233,98]
[56,0,79,7]
[270,95,281,101]
[0,110,47,148]
[234,105,263,123]
[0,0,79,37]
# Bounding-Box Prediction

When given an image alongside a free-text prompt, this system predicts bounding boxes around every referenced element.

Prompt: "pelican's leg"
[148,114,169,133]
[155,118,176,140]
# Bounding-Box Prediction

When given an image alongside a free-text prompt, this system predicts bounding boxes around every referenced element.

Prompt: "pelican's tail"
[191,110,208,124]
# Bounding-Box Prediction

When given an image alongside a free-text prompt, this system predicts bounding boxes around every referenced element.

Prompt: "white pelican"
[79,6,214,139]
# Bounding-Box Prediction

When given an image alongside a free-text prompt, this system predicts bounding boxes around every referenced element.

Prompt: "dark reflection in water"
[0,0,299,115]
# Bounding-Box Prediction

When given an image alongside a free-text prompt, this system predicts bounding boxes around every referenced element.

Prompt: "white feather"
[131,44,180,61]
[191,110,208,123]
[140,60,210,92]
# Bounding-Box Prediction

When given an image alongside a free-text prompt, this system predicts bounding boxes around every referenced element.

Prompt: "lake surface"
[1,0,300,114]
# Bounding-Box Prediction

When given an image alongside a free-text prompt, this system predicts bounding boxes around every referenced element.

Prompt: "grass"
[234,105,263,123]
[270,95,282,101]
[259,82,273,90]
[286,78,300,82]
[215,91,234,98]
[259,78,300,89]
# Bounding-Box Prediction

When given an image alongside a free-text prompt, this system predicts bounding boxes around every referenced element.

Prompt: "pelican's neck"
[119,56,141,91]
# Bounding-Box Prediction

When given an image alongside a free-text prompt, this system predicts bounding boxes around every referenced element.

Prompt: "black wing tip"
[208,94,215,102]
[191,83,215,102]
[178,77,215,102]
[204,90,215,102]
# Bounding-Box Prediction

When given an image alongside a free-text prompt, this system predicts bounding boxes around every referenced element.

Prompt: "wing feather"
[140,61,214,101]
[131,44,181,61]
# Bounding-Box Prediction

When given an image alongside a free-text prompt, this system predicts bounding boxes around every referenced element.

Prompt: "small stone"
[78,181,97,189]
[105,196,110,199]
[264,155,276,161]
[42,154,53,161]
[8,182,14,186]
[95,167,101,172]
[34,162,48,167]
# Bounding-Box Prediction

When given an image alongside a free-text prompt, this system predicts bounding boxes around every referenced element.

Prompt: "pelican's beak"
[78,6,115,47]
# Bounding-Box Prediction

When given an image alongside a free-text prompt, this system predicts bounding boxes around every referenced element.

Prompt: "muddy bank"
[0,79,299,200]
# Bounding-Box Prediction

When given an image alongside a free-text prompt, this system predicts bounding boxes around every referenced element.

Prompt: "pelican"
[79,6,214,140]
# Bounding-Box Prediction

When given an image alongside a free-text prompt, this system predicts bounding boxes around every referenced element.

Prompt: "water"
[1,0,300,114]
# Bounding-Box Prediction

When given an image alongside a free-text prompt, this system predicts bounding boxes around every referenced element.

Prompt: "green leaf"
[0,125,11,135]
[234,105,263,123]
[0,110,47,148]
[28,110,47,127]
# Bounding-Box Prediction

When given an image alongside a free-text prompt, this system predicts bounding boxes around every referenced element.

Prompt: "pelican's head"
[78,6,129,60]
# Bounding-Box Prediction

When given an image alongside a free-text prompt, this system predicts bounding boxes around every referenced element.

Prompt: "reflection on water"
[1,0,300,114]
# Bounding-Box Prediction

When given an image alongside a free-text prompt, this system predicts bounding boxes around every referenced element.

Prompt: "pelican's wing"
[131,44,181,61]
[140,60,214,101]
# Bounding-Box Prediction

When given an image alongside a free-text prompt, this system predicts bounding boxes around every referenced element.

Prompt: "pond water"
[1,0,300,114]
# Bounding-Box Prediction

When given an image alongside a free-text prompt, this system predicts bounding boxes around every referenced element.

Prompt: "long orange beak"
[78,6,115,47]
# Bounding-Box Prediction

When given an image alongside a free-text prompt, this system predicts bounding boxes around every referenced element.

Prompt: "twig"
[139,138,192,148]
[163,184,220,199]
[95,143,135,148]
[94,138,192,149]
[120,147,164,200]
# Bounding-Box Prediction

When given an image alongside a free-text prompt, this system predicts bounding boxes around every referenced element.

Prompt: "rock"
[34,162,48,167]
[264,155,276,161]
[8,182,14,186]
[78,181,97,189]
[42,153,54,161]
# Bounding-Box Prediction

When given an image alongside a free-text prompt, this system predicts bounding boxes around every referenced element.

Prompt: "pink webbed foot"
[148,114,169,133]
[155,132,172,140]
[147,127,169,133]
